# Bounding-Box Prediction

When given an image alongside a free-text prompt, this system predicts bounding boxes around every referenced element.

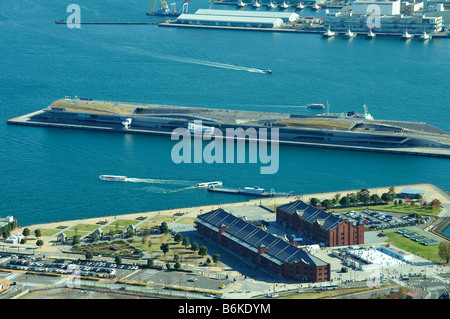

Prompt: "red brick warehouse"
[276,200,364,247]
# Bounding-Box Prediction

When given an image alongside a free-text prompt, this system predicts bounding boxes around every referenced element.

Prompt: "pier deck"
[7,98,450,159]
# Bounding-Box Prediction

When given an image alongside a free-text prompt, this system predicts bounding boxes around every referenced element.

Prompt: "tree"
[159,222,169,234]
[20,238,27,245]
[310,198,320,207]
[85,251,93,261]
[174,233,183,244]
[23,228,31,238]
[321,199,333,210]
[36,240,44,247]
[174,254,180,262]
[115,255,122,265]
[370,194,382,204]
[339,196,350,207]
[147,259,154,268]
[182,237,190,249]
[160,243,170,257]
[381,192,394,203]
[72,235,81,245]
[174,261,181,270]
[34,229,41,238]
[213,254,220,264]
[357,189,371,205]
[198,246,208,258]
[431,199,442,210]
[126,228,134,238]
[191,242,199,253]
[438,242,450,263]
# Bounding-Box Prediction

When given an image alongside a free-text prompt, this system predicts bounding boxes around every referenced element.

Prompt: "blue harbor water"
[0,0,449,226]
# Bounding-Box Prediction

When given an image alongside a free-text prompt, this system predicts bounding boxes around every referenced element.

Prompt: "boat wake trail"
[157,53,267,73]
[125,178,197,194]
[125,178,194,186]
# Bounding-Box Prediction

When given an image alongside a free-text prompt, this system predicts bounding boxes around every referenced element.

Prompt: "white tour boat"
[99,175,128,182]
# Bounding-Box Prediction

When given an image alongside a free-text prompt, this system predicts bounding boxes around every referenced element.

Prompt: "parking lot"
[334,209,430,230]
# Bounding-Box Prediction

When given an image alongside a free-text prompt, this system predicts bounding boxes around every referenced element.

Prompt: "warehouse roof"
[194,9,300,22]
[177,13,284,25]
[277,200,342,231]
[196,209,328,267]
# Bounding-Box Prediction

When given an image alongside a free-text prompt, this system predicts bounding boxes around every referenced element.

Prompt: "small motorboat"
[264,69,272,74]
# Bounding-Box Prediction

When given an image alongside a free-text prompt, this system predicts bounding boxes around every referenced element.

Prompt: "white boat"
[280,1,289,9]
[297,1,305,9]
[99,175,127,182]
[419,31,430,40]
[345,27,355,38]
[307,103,325,109]
[242,186,265,195]
[237,0,246,7]
[312,3,320,10]
[197,181,222,188]
[253,0,261,7]
[401,28,412,39]
[367,28,376,38]
[322,26,335,37]
[268,1,277,8]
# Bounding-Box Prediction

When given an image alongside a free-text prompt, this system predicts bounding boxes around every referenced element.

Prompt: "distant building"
[176,14,284,29]
[5,233,24,244]
[397,188,425,199]
[276,201,364,247]
[195,209,331,282]
[324,10,443,33]
[351,0,401,15]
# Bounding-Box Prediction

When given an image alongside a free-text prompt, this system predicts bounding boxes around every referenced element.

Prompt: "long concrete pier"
[7,98,450,159]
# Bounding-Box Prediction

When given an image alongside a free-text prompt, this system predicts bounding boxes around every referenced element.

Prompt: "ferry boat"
[99,175,127,181]
[253,0,261,7]
[307,103,325,109]
[196,181,222,188]
[322,26,335,37]
[401,28,412,40]
[297,1,305,9]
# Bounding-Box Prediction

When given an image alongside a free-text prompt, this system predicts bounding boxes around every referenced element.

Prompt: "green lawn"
[109,219,140,227]
[385,232,443,263]
[39,229,61,237]
[71,224,100,232]
[63,230,90,239]
[150,215,177,223]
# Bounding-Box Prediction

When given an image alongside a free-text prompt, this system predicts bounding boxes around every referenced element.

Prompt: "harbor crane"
[147,0,189,16]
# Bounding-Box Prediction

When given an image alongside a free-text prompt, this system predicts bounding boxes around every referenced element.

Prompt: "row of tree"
[310,187,397,209]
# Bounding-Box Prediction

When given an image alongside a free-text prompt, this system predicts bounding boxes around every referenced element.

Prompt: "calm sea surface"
[0,0,449,226]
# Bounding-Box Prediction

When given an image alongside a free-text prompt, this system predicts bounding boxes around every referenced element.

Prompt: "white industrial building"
[176,13,284,28]
[351,0,401,15]
[194,9,301,23]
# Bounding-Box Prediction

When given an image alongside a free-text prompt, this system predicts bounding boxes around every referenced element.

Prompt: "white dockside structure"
[323,0,444,34]
[175,9,301,28]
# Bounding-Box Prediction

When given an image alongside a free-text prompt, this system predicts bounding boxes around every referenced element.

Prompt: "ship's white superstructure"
[99,175,128,181]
